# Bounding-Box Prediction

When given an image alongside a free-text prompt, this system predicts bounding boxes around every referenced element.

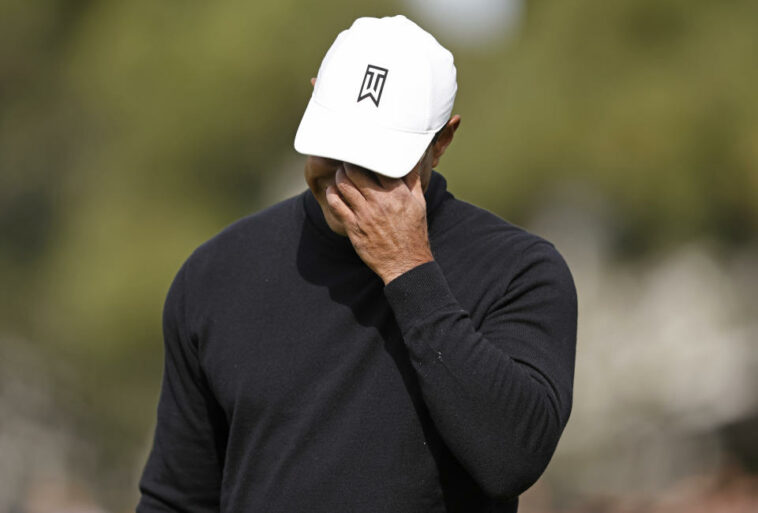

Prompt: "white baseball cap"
[294,15,457,178]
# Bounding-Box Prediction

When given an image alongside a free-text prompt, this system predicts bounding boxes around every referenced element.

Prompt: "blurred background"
[1,0,757,511]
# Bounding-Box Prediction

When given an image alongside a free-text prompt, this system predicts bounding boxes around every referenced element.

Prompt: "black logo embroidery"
[357,64,389,107]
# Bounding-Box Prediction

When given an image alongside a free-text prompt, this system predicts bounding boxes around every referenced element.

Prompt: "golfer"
[137,14,577,513]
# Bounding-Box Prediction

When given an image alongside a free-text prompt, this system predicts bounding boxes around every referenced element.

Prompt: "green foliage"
[445,0,757,253]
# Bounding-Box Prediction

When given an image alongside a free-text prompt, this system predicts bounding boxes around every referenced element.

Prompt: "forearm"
[384,261,574,499]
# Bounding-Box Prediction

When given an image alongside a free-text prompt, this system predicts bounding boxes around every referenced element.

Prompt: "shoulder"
[435,194,575,297]
[198,192,301,254]
[436,194,563,263]
[181,192,305,280]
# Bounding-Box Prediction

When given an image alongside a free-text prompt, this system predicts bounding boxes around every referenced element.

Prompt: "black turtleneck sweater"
[136,171,577,513]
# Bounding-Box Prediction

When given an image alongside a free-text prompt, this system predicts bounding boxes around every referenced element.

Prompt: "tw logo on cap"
[357,64,388,107]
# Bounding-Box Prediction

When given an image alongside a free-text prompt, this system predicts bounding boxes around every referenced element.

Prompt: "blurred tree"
[445,0,757,254]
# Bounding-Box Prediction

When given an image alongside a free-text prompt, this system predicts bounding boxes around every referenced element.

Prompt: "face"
[304,144,435,236]
[303,114,460,236]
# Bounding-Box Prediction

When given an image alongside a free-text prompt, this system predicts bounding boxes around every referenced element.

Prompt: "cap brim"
[294,98,436,178]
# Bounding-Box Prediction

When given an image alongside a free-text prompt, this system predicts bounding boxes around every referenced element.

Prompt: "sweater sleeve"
[383,241,577,500]
[137,260,228,512]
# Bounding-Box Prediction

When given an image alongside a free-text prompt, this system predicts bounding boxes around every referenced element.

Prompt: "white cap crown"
[294,15,458,178]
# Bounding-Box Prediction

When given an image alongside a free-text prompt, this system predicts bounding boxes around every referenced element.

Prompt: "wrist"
[379,251,434,285]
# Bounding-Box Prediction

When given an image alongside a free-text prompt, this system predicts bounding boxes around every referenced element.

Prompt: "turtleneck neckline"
[301,170,450,255]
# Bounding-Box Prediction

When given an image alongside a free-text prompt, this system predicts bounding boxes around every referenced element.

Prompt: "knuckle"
[346,219,361,233]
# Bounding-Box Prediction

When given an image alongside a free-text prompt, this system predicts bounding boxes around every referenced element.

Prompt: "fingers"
[334,162,424,216]
[325,184,357,226]
[375,172,397,190]
[343,164,383,193]
[373,169,419,201]
[334,167,366,208]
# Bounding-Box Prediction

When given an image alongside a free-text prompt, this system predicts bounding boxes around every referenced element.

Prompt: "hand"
[325,164,434,284]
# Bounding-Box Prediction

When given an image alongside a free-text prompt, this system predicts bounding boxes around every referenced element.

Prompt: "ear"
[310,77,317,87]
[431,115,461,168]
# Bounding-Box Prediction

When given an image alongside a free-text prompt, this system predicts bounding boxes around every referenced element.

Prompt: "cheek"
[317,173,337,193]
[305,159,340,194]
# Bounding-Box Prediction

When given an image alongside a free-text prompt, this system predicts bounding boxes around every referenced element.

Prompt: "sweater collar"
[301,170,450,253]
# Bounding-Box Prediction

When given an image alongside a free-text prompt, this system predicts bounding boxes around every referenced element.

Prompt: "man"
[137,15,576,513]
